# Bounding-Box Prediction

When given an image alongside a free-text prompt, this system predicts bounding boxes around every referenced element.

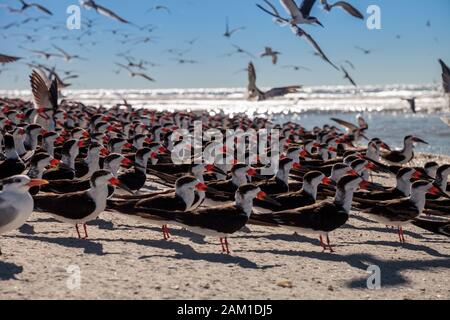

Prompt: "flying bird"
[402,97,417,113]
[52,45,87,62]
[257,1,338,70]
[223,17,246,38]
[79,0,131,24]
[279,0,324,27]
[282,65,311,71]
[147,5,171,14]
[17,0,53,15]
[341,66,356,87]
[227,44,255,58]
[20,47,63,60]
[355,46,373,55]
[116,63,155,82]
[0,53,21,64]
[320,0,363,19]
[438,59,450,94]
[260,47,281,65]
[247,62,301,101]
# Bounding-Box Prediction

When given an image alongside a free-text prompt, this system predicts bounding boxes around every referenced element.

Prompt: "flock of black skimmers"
[0,69,449,256]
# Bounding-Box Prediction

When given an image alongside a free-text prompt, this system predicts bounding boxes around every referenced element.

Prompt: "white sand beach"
[1,153,449,300]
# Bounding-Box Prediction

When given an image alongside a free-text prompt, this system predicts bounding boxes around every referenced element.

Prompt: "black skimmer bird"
[117,147,151,193]
[402,97,417,113]
[361,181,447,243]
[80,0,131,24]
[260,47,281,65]
[0,175,48,254]
[438,59,450,95]
[256,157,301,194]
[33,170,119,238]
[247,62,301,101]
[279,0,324,27]
[108,175,208,239]
[380,136,428,165]
[254,171,331,212]
[26,153,59,195]
[250,174,368,252]
[412,218,450,238]
[0,134,26,180]
[426,164,450,199]
[17,0,53,15]
[320,0,363,19]
[257,1,338,69]
[341,66,357,87]
[43,139,83,180]
[352,167,420,207]
[138,184,279,254]
[223,17,246,38]
[0,53,22,64]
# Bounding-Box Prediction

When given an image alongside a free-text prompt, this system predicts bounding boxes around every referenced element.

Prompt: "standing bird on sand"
[260,47,281,65]
[33,170,119,239]
[0,175,48,254]
[381,135,428,166]
[247,62,301,101]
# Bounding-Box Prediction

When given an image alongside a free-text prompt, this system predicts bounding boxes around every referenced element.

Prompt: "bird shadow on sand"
[246,248,450,287]
[342,224,427,240]
[18,223,35,235]
[238,231,320,246]
[7,235,107,256]
[341,239,450,258]
[87,218,115,230]
[111,224,207,244]
[0,261,23,281]
[103,237,276,269]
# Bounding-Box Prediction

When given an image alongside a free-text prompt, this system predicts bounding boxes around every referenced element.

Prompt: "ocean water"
[1,84,449,155]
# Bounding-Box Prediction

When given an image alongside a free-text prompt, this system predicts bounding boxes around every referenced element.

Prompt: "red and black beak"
[256,191,281,207]
[428,185,450,199]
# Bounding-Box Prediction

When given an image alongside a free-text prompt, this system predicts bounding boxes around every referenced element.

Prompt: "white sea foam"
[1,84,449,115]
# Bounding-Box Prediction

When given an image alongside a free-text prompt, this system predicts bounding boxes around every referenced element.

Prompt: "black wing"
[34,192,97,220]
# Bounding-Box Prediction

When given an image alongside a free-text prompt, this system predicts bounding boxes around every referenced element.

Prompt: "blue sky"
[0,0,449,89]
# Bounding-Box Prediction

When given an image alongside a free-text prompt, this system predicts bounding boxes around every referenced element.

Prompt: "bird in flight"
[16,0,53,15]
[320,0,363,19]
[223,17,246,38]
[355,46,373,55]
[147,5,171,14]
[402,97,416,113]
[0,53,21,64]
[260,47,281,65]
[341,66,356,87]
[115,63,155,82]
[227,44,255,59]
[79,0,131,24]
[279,0,324,27]
[257,1,338,70]
[247,62,301,101]
[172,58,198,64]
[438,59,450,94]
[52,45,87,62]
[20,47,63,60]
[282,65,311,71]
